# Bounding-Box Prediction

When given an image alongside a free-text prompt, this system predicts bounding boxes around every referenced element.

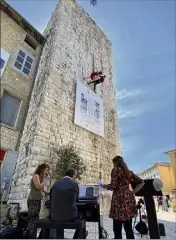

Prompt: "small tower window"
[24,34,38,50]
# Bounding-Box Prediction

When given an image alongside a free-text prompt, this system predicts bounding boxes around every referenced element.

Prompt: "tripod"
[133,203,148,238]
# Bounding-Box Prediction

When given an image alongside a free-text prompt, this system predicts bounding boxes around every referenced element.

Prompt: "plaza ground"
[1,201,175,239]
[65,211,176,239]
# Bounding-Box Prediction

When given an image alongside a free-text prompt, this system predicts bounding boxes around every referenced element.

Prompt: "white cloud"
[117,88,147,119]
[117,103,149,119]
[118,100,162,119]
[116,88,143,100]
[116,84,171,120]
[118,110,134,119]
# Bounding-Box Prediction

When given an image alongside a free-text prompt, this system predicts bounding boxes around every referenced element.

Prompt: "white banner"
[0,48,10,77]
[74,81,104,137]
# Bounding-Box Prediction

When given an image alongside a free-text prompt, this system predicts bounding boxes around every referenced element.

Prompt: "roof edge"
[139,162,171,175]
[1,0,45,44]
[164,149,176,154]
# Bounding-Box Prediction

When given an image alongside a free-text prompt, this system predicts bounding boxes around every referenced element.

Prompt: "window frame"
[13,49,34,77]
[0,89,22,129]
[0,58,5,69]
[0,48,10,77]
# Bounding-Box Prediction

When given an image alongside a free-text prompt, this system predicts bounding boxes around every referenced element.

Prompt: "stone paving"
[1,201,175,239]
[156,211,176,239]
[65,212,176,239]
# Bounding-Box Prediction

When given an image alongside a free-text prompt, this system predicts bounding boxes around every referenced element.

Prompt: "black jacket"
[50,177,79,222]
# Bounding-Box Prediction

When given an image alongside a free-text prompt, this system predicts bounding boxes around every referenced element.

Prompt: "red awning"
[0,149,6,161]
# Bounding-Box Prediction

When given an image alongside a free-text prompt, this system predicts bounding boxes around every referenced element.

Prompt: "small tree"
[54,144,86,180]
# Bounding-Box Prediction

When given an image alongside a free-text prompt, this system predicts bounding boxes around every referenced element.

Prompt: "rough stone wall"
[1,11,42,151]
[9,0,121,210]
[0,126,19,151]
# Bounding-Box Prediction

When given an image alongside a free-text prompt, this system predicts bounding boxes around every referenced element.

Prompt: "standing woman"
[157,196,163,212]
[26,163,50,239]
[170,189,176,212]
[101,156,144,239]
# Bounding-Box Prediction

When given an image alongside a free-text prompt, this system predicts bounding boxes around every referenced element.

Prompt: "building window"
[14,50,33,76]
[0,92,21,126]
[1,48,10,77]
[0,58,5,69]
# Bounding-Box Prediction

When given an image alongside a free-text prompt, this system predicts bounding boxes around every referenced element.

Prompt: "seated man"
[50,168,82,239]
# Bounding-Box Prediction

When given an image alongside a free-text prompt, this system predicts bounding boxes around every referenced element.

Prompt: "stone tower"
[9,0,121,210]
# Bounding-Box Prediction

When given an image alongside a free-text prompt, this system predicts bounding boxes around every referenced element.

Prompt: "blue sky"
[7,0,175,173]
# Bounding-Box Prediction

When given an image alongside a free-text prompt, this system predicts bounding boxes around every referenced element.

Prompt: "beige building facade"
[0,0,45,200]
[165,149,176,188]
[139,162,175,194]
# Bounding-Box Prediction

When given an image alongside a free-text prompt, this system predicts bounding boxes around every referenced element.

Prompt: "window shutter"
[0,93,21,126]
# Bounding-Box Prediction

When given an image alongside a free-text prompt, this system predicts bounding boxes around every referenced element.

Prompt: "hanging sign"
[74,81,104,137]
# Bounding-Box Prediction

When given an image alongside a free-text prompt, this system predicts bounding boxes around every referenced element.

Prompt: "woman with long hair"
[26,163,50,238]
[101,156,144,239]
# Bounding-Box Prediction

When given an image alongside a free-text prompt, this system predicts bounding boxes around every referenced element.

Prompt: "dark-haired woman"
[26,163,50,239]
[101,156,144,239]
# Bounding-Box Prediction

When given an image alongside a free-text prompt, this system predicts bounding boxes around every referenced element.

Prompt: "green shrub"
[54,144,86,180]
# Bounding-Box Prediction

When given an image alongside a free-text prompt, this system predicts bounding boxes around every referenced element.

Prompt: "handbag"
[135,220,148,235]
